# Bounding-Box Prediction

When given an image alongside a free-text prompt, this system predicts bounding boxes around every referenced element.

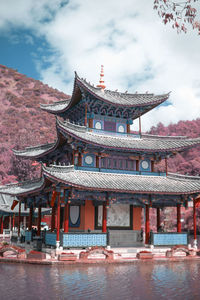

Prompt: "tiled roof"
[40,72,169,113]
[76,74,169,106]
[40,98,71,113]
[57,120,200,152]
[43,164,200,195]
[0,178,45,196]
[13,142,56,158]
[0,194,50,215]
[13,120,200,159]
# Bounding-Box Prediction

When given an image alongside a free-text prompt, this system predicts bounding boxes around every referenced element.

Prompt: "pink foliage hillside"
[149,120,200,176]
[0,65,70,183]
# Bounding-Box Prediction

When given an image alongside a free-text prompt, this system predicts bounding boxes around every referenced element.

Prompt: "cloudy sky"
[0,0,200,131]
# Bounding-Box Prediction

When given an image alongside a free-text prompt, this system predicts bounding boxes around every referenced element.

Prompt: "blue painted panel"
[76,166,99,172]
[63,233,107,248]
[45,233,56,246]
[25,231,32,242]
[82,154,96,167]
[140,159,151,172]
[93,119,104,130]
[116,123,126,133]
[153,233,188,246]
[76,166,166,176]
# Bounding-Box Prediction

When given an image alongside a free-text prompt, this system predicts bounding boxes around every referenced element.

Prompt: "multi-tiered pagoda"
[1,66,200,248]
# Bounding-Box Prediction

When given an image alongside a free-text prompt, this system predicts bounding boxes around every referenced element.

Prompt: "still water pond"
[1,261,200,300]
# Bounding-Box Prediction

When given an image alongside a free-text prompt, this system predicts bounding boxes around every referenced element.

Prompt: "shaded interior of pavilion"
[1,189,198,249]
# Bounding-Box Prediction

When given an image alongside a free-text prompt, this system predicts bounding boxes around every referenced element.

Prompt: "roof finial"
[97,65,106,90]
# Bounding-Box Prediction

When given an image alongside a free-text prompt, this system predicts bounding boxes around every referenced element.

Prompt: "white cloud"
[0,0,200,130]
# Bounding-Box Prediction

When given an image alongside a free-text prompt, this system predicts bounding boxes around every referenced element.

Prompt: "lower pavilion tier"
[1,165,200,248]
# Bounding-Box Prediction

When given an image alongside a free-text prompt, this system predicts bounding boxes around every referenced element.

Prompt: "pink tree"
[154,0,200,34]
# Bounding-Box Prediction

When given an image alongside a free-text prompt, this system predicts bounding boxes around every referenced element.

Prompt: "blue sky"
[0,30,44,79]
[0,0,200,130]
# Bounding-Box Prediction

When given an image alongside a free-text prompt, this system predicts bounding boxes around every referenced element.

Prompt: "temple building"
[1,66,200,248]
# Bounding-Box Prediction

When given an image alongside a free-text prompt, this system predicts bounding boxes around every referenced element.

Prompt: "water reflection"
[1,261,200,300]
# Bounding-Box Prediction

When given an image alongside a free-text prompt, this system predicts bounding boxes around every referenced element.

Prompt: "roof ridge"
[142,133,188,139]
[40,98,71,108]
[43,163,74,173]
[168,172,200,181]
[13,141,56,153]
[0,177,44,190]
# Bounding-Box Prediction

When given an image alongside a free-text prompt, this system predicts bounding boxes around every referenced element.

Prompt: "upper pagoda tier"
[40,72,170,121]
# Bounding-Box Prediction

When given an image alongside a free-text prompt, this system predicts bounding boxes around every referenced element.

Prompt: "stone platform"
[0,241,199,265]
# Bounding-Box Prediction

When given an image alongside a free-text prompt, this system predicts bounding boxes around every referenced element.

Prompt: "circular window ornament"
[141,160,149,170]
[95,121,102,130]
[118,125,125,133]
[85,155,93,165]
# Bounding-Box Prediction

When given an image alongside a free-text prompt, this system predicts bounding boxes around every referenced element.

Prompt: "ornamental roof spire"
[97,65,106,90]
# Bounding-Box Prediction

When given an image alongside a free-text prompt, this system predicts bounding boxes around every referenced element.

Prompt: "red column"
[56,193,61,242]
[37,206,41,236]
[28,207,33,231]
[0,216,3,234]
[102,204,107,233]
[13,214,15,231]
[177,204,181,233]
[51,206,56,232]
[157,208,161,232]
[145,204,150,244]
[18,202,21,237]
[193,200,197,240]
[64,203,69,233]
